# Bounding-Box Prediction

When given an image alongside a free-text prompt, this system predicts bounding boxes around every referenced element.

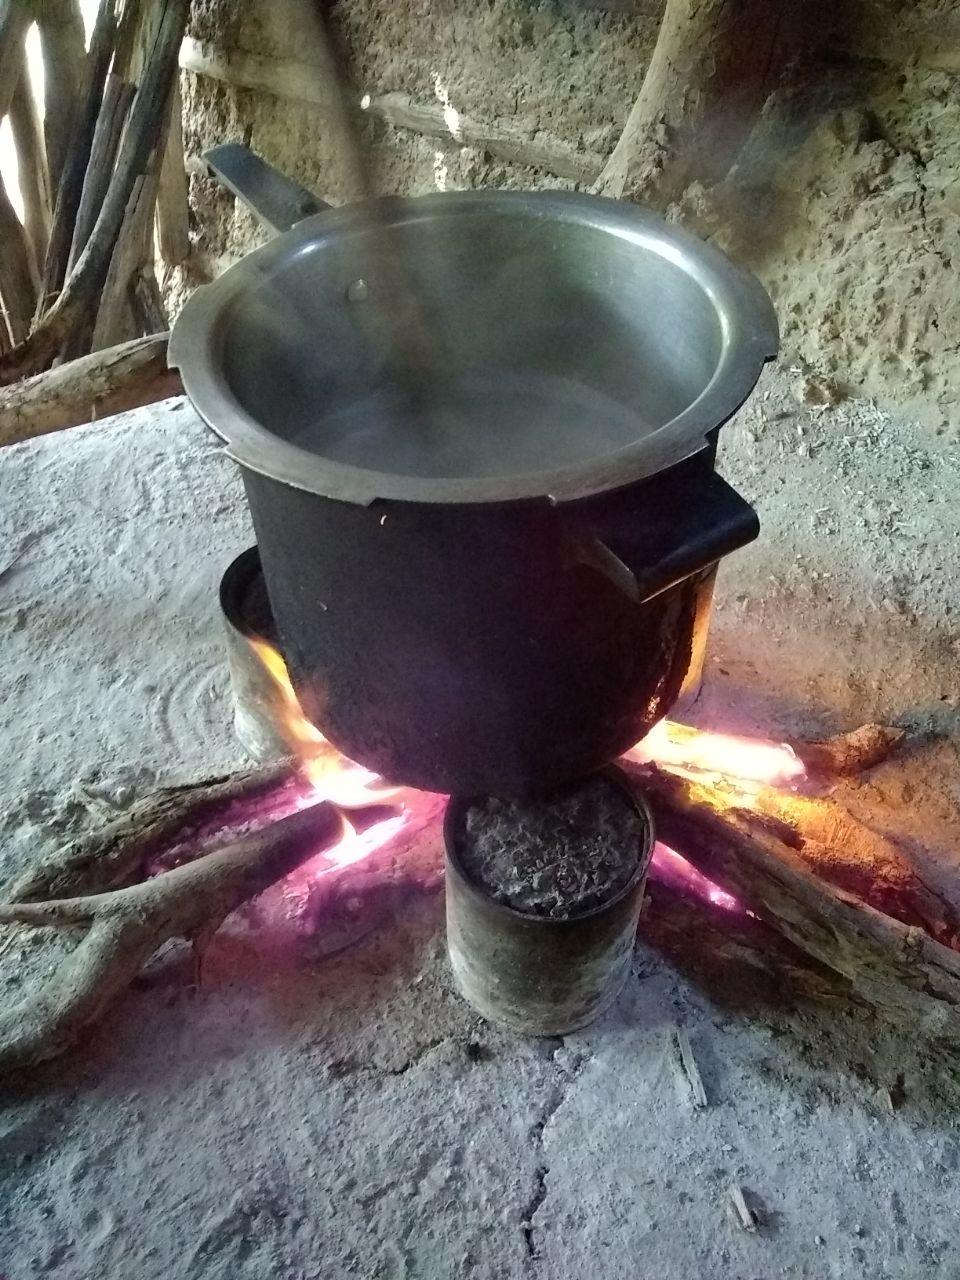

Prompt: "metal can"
[444,768,653,1035]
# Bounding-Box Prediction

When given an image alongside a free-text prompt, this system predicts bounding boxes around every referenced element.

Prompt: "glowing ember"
[628,719,805,791]
[650,842,740,912]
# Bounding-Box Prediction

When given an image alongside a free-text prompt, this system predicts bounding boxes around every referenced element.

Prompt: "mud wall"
[176,0,960,422]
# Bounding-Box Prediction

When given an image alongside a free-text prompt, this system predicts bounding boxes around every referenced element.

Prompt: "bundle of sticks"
[3,721,960,1073]
[0,0,190,385]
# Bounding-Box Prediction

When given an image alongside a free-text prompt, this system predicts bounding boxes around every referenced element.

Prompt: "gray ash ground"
[456,772,645,918]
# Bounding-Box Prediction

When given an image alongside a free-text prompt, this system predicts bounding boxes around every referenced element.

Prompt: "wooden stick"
[155,76,190,265]
[41,0,120,306]
[112,0,145,83]
[36,0,87,192]
[90,164,159,351]
[0,0,29,121]
[178,38,604,186]
[6,760,296,903]
[0,333,179,445]
[729,1186,758,1232]
[672,1028,708,1107]
[131,267,168,333]
[1,0,189,384]
[0,799,342,1071]
[0,169,37,345]
[67,72,135,272]
[791,723,905,778]
[9,48,52,275]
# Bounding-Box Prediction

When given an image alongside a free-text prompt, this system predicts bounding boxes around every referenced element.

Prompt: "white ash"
[457,774,644,917]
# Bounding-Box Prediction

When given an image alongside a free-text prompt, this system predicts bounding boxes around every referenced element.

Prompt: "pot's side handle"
[203,144,331,235]
[567,473,759,606]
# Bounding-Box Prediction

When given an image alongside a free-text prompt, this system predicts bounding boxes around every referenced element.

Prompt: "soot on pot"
[455,772,645,919]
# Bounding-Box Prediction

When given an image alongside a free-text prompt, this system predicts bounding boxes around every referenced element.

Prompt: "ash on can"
[456,773,645,918]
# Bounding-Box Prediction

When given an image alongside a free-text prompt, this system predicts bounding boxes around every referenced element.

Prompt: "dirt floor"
[2,372,960,1278]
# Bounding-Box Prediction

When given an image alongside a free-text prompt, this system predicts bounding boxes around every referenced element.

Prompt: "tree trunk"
[595,0,788,207]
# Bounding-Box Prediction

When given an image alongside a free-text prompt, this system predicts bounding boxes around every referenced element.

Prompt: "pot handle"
[203,143,330,235]
[567,472,759,606]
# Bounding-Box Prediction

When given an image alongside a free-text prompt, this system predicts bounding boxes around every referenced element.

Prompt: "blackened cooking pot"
[170,146,777,795]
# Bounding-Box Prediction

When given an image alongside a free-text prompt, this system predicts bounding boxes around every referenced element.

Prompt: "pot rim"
[170,189,778,507]
[443,764,655,927]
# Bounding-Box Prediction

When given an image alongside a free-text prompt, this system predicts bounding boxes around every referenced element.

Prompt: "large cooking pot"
[171,146,777,796]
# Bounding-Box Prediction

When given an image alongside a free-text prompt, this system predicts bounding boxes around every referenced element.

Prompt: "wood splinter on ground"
[672,1027,709,1108]
[729,1184,758,1232]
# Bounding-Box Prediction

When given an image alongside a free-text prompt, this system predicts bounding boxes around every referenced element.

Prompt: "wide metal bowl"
[171,188,777,506]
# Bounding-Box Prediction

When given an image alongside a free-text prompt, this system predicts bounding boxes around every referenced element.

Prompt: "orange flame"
[248,638,412,879]
[249,636,800,913]
[249,638,400,807]
[628,719,805,791]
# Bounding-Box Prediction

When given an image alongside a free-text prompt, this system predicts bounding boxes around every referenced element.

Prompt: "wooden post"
[594,0,788,207]
[36,0,87,192]
[67,72,135,271]
[42,0,120,303]
[9,48,53,275]
[91,164,161,350]
[0,0,30,121]
[0,171,37,345]
[155,77,190,265]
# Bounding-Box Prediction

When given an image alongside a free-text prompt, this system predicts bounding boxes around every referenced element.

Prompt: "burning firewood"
[631,762,960,1042]
[0,716,949,1070]
[0,773,342,1072]
[790,723,905,778]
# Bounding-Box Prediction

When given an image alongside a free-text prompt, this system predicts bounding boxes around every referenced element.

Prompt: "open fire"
[247,637,808,914]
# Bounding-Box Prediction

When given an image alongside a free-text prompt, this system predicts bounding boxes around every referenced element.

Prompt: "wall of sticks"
[0,0,190,385]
